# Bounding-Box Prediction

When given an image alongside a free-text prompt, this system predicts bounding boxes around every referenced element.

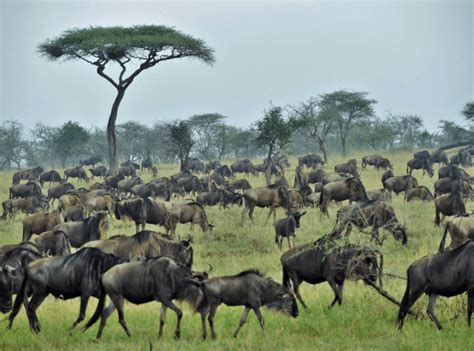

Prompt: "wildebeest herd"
[2,147,474,342]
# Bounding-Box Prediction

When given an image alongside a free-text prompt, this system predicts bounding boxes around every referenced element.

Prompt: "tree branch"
[96,61,119,90]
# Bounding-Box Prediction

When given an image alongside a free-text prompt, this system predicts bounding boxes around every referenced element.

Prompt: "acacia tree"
[319,90,376,156]
[254,105,303,185]
[38,25,214,170]
[168,121,194,171]
[462,102,474,122]
[187,113,227,161]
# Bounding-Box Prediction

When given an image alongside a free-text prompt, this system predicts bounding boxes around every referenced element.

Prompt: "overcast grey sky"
[1,0,472,131]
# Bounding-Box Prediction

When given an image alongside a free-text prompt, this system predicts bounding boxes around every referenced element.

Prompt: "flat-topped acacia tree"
[38,25,215,170]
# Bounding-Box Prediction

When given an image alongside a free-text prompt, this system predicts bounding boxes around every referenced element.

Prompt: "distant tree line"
[1,92,472,170]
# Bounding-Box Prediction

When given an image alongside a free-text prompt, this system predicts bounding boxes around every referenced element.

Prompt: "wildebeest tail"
[81,287,106,333]
[438,223,450,252]
[282,266,291,289]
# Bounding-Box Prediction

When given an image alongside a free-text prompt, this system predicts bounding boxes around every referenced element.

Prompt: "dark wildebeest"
[53,212,109,248]
[206,160,221,173]
[0,247,42,323]
[307,192,321,207]
[118,165,137,178]
[188,158,206,173]
[197,189,226,207]
[434,191,466,226]
[397,241,474,330]
[63,206,84,222]
[450,149,472,168]
[383,174,419,196]
[406,186,434,202]
[281,235,379,309]
[89,166,108,180]
[39,170,62,186]
[177,176,204,196]
[165,202,214,236]
[322,172,345,185]
[8,248,124,333]
[228,179,252,192]
[2,197,49,217]
[12,166,43,185]
[117,177,143,197]
[80,156,102,167]
[114,197,169,232]
[200,269,298,339]
[334,200,407,245]
[275,211,306,250]
[152,166,158,178]
[438,216,474,252]
[319,177,368,216]
[170,170,192,183]
[22,212,61,242]
[438,164,470,181]
[231,159,257,177]
[9,181,43,199]
[47,183,74,207]
[241,185,292,225]
[64,166,89,182]
[214,165,232,178]
[361,155,384,169]
[105,173,125,189]
[83,256,205,340]
[434,178,471,198]
[366,189,392,202]
[375,158,393,170]
[334,162,358,177]
[89,182,107,191]
[33,231,72,256]
[130,182,161,198]
[141,158,153,170]
[83,230,194,267]
[298,154,324,168]
[406,158,434,177]
[431,149,449,166]
[120,160,140,169]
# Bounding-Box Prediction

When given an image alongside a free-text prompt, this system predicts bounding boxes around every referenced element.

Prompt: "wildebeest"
[0,246,42,315]
[361,155,386,169]
[434,178,471,198]
[83,256,205,340]
[231,159,257,177]
[64,206,85,222]
[141,158,153,170]
[57,191,82,215]
[431,149,449,166]
[53,212,109,248]
[114,197,168,232]
[80,156,102,167]
[406,186,434,202]
[89,166,108,180]
[64,166,89,182]
[322,172,345,185]
[319,177,368,216]
[118,164,137,178]
[170,170,192,183]
[188,158,206,173]
[275,211,306,250]
[227,179,252,192]
[152,166,158,178]
[2,197,49,217]
[438,164,471,181]
[33,231,72,256]
[334,162,358,177]
[84,193,115,216]
[22,212,61,242]
[281,235,379,309]
[241,185,292,225]
[450,149,472,168]
[439,216,474,252]
[334,200,407,245]
[105,173,125,189]
[201,269,298,339]
[176,176,204,196]
[397,241,474,330]
[434,191,466,226]
[8,248,124,333]
[117,176,143,198]
[366,188,392,202]
[9,181,43,199]
[165,202,213,236]
[383,174,418,196]
[307,192,321,207]
[298,154,324,168]
[39,170,63,186]
[47,183,74,206]
[12,166,43,185]
[83,230,194,267]
[406,158,434,177]
[214,165,232,178]
[206,160,221,173]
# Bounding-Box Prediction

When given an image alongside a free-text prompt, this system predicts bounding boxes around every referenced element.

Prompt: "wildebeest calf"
[274,211,306,250]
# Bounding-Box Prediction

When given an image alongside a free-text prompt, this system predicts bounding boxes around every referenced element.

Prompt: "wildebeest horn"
[378,254,384,289]
[205,263,213,274]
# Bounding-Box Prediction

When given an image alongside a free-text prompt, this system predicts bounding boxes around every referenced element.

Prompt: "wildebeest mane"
[115,198,144,222]
[235,269,265,278]
[1,247,42,268]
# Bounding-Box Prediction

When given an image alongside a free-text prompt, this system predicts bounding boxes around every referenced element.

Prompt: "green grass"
[1,151,474,350]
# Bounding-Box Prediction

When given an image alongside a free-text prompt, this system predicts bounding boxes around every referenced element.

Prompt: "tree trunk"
[265,146,273,186]
[318,139,328,163]
[107,88,126,171]
[341,137,347,157]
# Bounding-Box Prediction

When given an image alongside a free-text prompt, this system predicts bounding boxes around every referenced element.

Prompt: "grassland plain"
[1,151,474,351]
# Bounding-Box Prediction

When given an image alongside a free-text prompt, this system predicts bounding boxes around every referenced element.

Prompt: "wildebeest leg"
[434,209,441,226]
[467,289,474,326]
[160,298,183,339]
[70,295,90,331]
[7,289,29,329]
[397,284,425,330]
[288,272,308,309]
[141,223,146,231]
[265,207,273,224]
[158,304,167,337]
[233,306,250,337]
[426,294,442,330]
[201,311,208,339]
[208,305,218,339]
[241,206,249,225]
[95,301,116,339]
[327,279,342,308]
[253,307,265,330]
[26,292,48,333]
[110,295,131,337]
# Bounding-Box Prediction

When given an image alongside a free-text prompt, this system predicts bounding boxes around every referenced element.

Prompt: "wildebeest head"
[278,187,292,210]
[0,263,16,313]
[345,249,378,284]
[293,211,307,228]
[263,279,299,318]
[178,235,194,268]
[389,222,408,246]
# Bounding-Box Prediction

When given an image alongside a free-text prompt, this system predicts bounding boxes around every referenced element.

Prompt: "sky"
[1,0,472,131]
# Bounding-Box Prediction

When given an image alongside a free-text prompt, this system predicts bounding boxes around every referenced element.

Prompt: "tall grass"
[1,151,474,350]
